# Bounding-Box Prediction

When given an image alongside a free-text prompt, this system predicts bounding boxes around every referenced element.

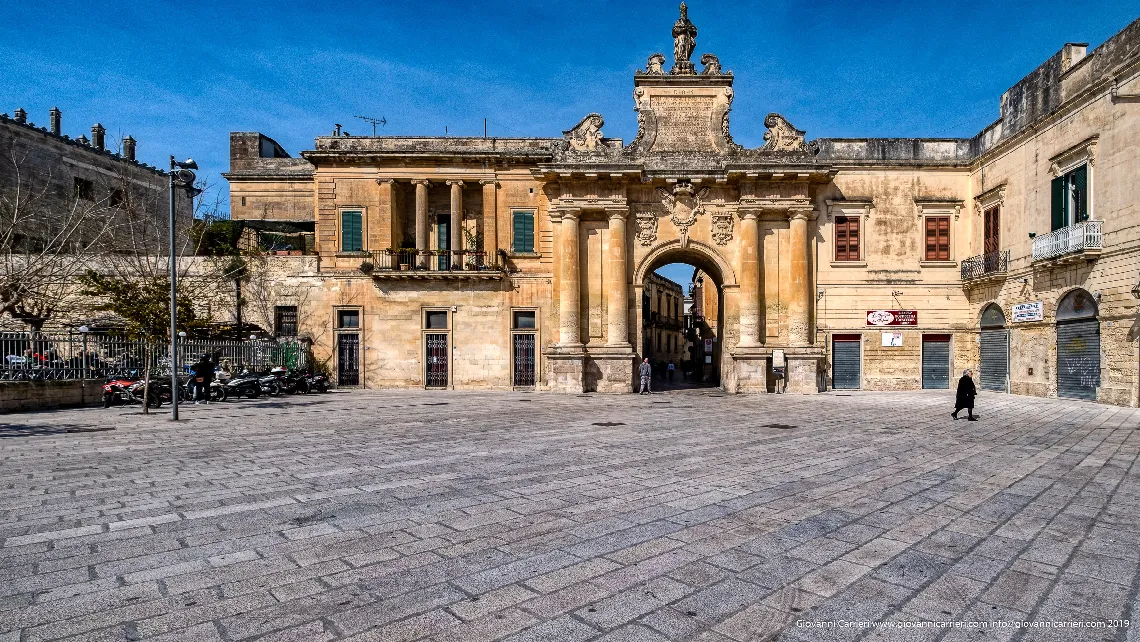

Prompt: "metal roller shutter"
[922,335,950,389]
[980,330,1008,392]
[832,337,861,390]
[1057,320,1100,400]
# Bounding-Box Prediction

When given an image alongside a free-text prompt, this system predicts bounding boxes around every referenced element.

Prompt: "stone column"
[448,180,463,257]
[558,208,583,348]
[412,179,430,267]
[606,207,630,347]
[737,209,761,347]
[788,208,812,345]
[481,180,497,263]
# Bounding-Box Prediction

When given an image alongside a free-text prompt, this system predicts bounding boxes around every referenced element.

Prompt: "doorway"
[921,334,951,389]
[979,304,1008,392]
[1056,289,1100,400]
[336,333,360,386]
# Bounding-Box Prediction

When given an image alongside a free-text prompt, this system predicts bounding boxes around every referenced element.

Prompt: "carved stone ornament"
[671,2,697,75]
[634,205,659,246]
[710,210,734,245]
[640,53,666,75]
[657,182,711,247]
[761,113,811,153]
[700,53,725,75]
[564,113,605,152]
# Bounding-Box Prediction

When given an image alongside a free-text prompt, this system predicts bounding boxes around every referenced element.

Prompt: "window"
[275,306,298,336]
[513,311,536,329]
[834,216,860,261]
[983,206,1000,254]
[109,189,125,208]
[341,210,363,252]
[512,210,534,253]
[1051,164,1088,231]
[924,216,950,261]
[73,177,94,201]
[425,310,448,329]
[337,310,360,329]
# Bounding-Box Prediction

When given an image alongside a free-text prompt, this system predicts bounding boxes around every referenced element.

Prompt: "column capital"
[446,179,465,187]
[605,206,629,221]
[410,178,431,187]
[479,179,498,187]
[737,208,761,221]
[550,206,580,222]
[375,178,396,185]
[788,207,816,222]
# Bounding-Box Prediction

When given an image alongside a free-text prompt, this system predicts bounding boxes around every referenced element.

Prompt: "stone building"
[641,272,684,367]
[226,6,1140,406]
[0,106,193,235]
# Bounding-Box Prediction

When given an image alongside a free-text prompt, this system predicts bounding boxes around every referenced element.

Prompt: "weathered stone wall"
[0,380,105,413]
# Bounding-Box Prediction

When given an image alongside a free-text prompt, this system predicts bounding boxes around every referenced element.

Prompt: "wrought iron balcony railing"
[366,249,504,277]
[960,250,1009,282]
[1032,221,1103,262]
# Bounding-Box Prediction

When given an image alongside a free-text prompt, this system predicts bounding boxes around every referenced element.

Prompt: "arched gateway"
[541,6,826,394]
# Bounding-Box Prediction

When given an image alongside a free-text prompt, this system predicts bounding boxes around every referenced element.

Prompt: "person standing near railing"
[190,354,214,404]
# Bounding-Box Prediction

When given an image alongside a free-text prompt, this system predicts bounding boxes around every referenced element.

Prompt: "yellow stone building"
[225,6,1140,406]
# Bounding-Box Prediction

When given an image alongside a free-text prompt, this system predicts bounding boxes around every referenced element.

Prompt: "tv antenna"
[355,115,387,136]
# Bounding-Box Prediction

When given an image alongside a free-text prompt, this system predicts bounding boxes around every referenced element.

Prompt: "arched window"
[980,304,1006,328]
[1056,289,1098,322]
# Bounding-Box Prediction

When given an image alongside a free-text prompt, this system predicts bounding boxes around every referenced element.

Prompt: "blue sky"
[3,0,1137,285]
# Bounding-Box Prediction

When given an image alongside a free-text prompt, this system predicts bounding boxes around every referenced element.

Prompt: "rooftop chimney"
[123,136,136,161]
[91,123,105,150]
[14,108,26,124]
[49,107,61,135]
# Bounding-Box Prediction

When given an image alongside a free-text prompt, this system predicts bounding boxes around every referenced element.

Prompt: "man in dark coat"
[952,369,977,421]
[190,354,214,404]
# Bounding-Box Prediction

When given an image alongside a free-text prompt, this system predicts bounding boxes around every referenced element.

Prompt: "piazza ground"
[0,390,1138,642]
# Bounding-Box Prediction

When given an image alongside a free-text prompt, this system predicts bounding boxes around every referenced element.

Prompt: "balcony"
[960,250,1009,284]
[1032,221,1102,263]
[364,249,505,280]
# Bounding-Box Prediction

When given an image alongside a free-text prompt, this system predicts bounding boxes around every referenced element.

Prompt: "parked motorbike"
[266,366,308,394]
[125,379,167,408]
[183,375,228,402]
[225,371,263,399]
[302,372,330,393]
[102,376,137,408]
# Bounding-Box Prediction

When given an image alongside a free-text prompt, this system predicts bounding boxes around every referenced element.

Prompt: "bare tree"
[0,143,117,330]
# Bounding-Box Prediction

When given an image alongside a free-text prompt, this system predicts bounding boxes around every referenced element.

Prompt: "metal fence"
[960,249,1009,281]
[367,249,499,272]
[0,331,308,381]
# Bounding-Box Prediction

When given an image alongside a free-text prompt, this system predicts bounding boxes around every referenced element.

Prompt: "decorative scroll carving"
[564,113,605,152]
[761,113,810,153]
[656,182,710,247]
[640,53,666,75]
[711,210,734,245]
[671,3,697,75]
[700,53,722,75]
[633,205,659,246]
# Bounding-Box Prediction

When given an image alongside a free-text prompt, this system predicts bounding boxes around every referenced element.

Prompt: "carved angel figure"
[644,53,666,75]
[700,53,721,75]
[564,113,605,152]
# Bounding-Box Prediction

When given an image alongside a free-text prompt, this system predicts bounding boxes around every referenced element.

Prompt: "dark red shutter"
[926,216,950,261]
[835,216,860,261]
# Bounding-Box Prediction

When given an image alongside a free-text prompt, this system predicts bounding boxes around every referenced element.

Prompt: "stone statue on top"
[671,2,697,75]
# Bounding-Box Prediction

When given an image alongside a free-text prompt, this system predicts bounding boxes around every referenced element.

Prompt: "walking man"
[639,357,652,394]
[191,353,214,404]
[952,369,977,421]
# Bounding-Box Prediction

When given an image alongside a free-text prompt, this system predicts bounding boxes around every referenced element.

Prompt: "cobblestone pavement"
[1,389,1138,642]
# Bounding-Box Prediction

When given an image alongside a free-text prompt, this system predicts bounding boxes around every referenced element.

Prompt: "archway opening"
[638,246,729,390]
[979,303,1009,393]
[1056,288,1100,400]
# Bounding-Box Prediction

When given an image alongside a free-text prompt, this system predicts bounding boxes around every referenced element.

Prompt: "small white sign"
[882,332,903,347]
[772,349,786,367]
[704,355,712,364]
[704,339,713,353]
[1012,301,1044,323]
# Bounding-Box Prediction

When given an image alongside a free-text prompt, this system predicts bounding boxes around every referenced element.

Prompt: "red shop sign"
[866,310,918,326]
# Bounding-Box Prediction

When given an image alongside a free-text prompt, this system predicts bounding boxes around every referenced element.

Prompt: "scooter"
[301,372,329,393]
[102,375,138,408]
[225,371,263,399]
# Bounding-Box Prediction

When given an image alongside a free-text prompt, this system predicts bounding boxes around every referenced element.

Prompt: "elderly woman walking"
[952,369,978,421]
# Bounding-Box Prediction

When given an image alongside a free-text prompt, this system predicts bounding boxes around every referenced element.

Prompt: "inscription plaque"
[650,95,715,152]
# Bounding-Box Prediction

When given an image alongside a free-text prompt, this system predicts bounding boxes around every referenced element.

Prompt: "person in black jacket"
[952,369,977,421]
[190,354,214,404]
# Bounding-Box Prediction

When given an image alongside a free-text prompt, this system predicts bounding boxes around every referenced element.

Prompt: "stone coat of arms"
[657,183,710,247]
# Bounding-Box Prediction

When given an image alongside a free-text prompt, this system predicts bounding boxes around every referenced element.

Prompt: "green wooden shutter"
[341,211,362,252]
[1072,165,1088,223]
[513,210,533,253]
[1051,176,1066,231]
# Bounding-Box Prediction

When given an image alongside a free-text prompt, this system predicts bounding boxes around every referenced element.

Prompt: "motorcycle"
[102,375,138,408]
[301,372,330,393]
[225,371,264,399]
[267,366,307,394]
[183,375,228,402]
[125,378,167,408]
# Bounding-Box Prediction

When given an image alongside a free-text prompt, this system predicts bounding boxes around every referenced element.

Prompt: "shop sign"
[1012,301,1044,323]
[704,339,713,353]
[866,310,917,326]
[881,332,904,347]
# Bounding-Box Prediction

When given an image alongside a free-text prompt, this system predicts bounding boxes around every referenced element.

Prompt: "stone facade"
[641,272,685,368]
[226,6,1140,406]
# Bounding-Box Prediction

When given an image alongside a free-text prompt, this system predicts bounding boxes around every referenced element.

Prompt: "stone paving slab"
[0,389,1138,641]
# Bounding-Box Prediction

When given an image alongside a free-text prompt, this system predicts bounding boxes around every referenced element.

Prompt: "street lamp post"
[78,325,89,380]
[169,156,197,421]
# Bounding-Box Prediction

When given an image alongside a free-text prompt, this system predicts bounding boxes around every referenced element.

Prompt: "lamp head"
[78,325,89,333]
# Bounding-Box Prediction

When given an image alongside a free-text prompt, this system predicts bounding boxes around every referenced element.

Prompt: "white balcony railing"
[1032,220,1103,261]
